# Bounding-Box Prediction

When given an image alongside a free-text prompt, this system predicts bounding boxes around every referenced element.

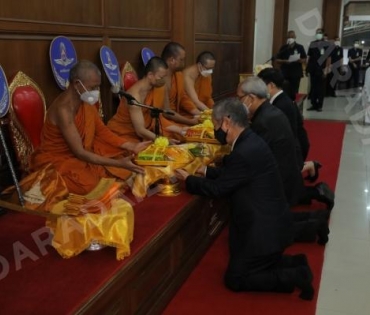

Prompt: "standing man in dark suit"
[276,30,307,100]
[175,98,314,300]
[326,36,344,97]
[306,28,331,112]
[348,40,363,89]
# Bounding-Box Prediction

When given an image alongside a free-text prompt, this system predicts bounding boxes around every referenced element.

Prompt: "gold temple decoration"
[8,71,46,174]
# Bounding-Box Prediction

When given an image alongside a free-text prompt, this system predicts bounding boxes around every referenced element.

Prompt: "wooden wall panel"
[220,0,243,36]
[0,0,255,120]
[105,0,170,30]
[272,0,290,59]
[323,0,343,39]
[195,0,219,35]
[0,0,102,25]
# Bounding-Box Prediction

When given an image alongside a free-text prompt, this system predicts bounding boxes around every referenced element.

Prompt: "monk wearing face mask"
[183,51,216,111]
[30,60,150,195]
[107,56,184,143]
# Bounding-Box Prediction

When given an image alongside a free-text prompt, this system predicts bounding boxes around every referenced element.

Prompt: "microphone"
[111,86,137,104]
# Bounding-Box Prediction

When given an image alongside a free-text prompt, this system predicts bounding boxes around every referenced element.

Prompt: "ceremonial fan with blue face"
[49,36,78,90]
[100,46,121,93]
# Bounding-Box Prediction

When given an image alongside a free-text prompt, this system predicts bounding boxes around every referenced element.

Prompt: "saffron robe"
[169,72,198,118]
[107,86,174,141]
[30,103,131,195]
[194,75,214,108]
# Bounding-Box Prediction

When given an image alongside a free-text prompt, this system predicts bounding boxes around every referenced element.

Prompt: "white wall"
[253,0,275,66]
[288,0,324,50]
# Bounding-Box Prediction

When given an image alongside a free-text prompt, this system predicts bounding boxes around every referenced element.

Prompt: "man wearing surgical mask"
[306,28,331,111]
[108,56,184,142]
[30,60,150,195]
[183,51,216,110]
[326,36,343,97]
[276,30,307,100]
[348,40,363,89]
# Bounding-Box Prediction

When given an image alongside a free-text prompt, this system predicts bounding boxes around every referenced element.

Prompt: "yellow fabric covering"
[47,178,134,260]
[48,197,134,260]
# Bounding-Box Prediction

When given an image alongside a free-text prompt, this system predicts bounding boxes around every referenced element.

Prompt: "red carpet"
[163,120,346,315]
[0,191,195,314]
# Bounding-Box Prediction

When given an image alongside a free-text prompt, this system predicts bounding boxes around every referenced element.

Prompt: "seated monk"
[30,60,150,195]
[160,42,200,125]
[183,51,216,110]
[107,56,184,143]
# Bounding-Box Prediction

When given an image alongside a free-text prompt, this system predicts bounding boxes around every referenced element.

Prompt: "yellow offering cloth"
[48,197,134,260]
[132,143,229,198]
[48,178,134,260]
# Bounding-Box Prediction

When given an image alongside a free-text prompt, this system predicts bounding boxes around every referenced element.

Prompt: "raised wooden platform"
[0,189,229,315]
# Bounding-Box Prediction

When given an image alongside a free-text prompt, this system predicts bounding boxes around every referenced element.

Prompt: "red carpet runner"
[163,120,346,315]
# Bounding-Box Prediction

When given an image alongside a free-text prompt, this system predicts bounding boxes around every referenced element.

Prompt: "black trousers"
[286,77,301,100]
[224,252,302,293]
[348,65,360,88]
[326,72,337,96]
[309,74,325,109]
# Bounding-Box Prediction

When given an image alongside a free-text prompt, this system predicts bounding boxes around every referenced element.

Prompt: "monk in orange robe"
[30,60,149,195]
[183,51,216,110]
[161,42,200,125]
[107,56,185,142]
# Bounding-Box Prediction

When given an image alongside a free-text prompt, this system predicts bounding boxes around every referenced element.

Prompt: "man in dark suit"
[237,77,334,244]
[348,40,363,89]
[258,67,309,161]
[276,30,307,100]
[326,36,344,97]
[175,98,314,300]
[306,28,331,111]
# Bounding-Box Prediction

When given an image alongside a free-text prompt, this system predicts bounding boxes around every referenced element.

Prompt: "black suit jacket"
[251,101,304,206]
[271,92,310,162]
[185,128,293,258]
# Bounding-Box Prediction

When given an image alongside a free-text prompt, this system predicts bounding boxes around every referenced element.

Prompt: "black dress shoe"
[307,106,317,111]
[315,182,335,210]
[316,108,322,112]
[295,266,315,300]
[305,161,322,182]
[317,221,330,245]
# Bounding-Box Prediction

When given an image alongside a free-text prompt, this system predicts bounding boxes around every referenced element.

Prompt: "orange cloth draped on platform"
[30,103,131,195]
[107,86,174,140]
[194,75,214,108]
[48,196,134,260]
[169,72,198,118]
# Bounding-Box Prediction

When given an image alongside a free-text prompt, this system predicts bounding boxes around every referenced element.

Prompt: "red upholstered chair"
[120,61,138,91]
[8,71,46,174]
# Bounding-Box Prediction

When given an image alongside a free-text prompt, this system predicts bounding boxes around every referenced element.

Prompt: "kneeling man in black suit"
[175,98,314,300]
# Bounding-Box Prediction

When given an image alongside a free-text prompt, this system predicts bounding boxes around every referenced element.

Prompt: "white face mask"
[287,38,295,45]
[77,80,100,105]
[316,33,323,40]
[354,43,360,49]
[201,69,213,77]
[334,41,341,46]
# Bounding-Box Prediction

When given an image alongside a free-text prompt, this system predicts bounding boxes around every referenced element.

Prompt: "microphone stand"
[127,99,174,137]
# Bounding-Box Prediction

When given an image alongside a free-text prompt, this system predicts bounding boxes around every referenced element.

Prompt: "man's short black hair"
[161,42,185,61]
[144,56,168,76]
[196,51,216,65]
[257,68,285,89]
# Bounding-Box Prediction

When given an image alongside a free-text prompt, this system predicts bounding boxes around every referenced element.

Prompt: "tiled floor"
[303,91,370,315]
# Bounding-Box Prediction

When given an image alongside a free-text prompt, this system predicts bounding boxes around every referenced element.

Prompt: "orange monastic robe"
[194,75,214,108]
[107,86,174,141]
[30,103,131,195]
[169,72,197,118]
